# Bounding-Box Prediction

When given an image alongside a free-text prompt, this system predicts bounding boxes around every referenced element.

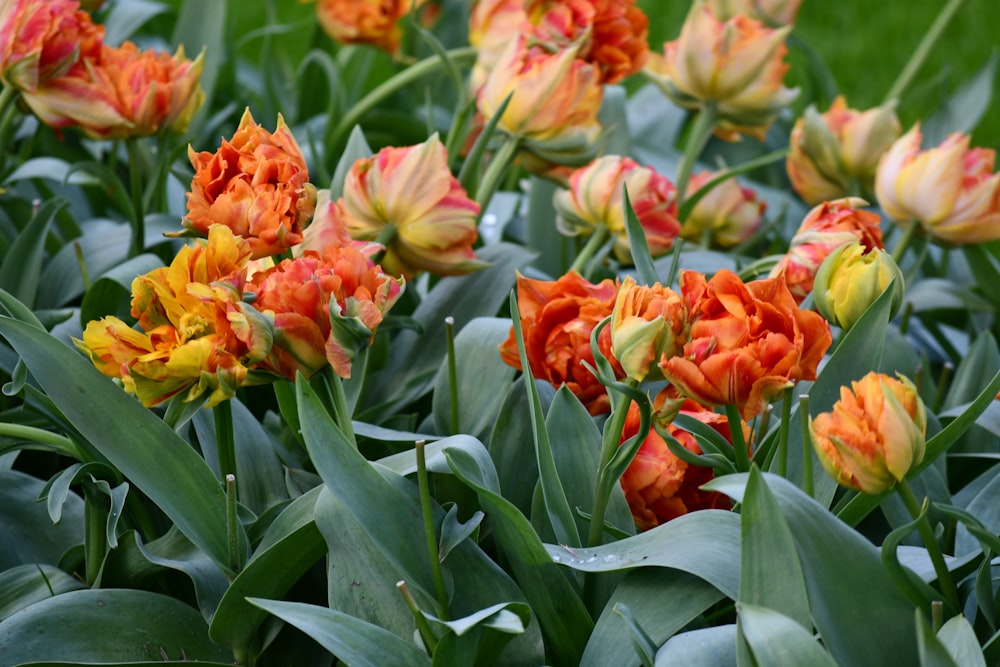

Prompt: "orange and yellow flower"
[554,155,680,264]
[787,97,901,205]
[469,0,526,90]
[76,226,273,407]
[337,134,486,279]
[249,244,403,380]
[620,398,734,531]
[660,269,831,420]
[312,0,428,54]
[682,170,766,248]
[499,271,623,415]
[184,109,317,260]
[875,124,1000,245]
[610,276,688,382]
[769,197,884,303]
[811,372,926,495]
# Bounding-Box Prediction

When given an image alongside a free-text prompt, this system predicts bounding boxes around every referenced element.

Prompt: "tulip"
[875,124,1000,245]
[646,0,797,140]
[787,97,901,205]
[660,269,831,420]
[769,197,884,303]
[610,276,688,382]
[811,372,926,495]
[337,134,487,279]
[554,155,680,264]
[184,109,317,260]
[499,271,624,415]
[469,0,526,90]
[682,170,766,248]
[313,0,428,54]
[0,0,103,93]
[477,34,603,167]
[813,243,904,331]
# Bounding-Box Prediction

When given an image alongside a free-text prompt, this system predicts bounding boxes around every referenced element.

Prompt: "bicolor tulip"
[682,171,766,248]
[660,269,831,420]
[499,271,624,415]
[184,109,317,259]
[337,134,486,279]
[610,276,688,382]
[554,155,680,264]
[811,372,926,495]
[787,97,901,205]
[813,243,904,331]
[875,125,1000,245]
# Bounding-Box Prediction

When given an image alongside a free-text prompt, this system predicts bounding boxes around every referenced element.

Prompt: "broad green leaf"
[0,199,64,308]
[487,377,553,516]
[247,597,430,667]
[623,187,659,286]
[655,625,737,667]
[103,0,170,45]
[445,446,593,667]
[955,468,1000,555]
[739,604,837,667]
[328,125,373,200]
[0,564,85,621]
[525,176,573,277]
[613,603,657,667]
[431,317,516,439]
[427,602,531,667]
[210,487,325,655]
[0,319,242,574]
[78,254,163,325]
[0,589,232,665]
[2,158,100,186]
[438,505,484,563]
[543,510,741,599]
[426,601,530,637]
[937,615,987,667]
[0,288,45,330]
[739,467,810,624]
[133,528,230,623]
[916,611,960,667]
[923,52,999,144]
[707,473,919,667]
[37,219,132,309]
[0,469,82,570]
[172,0,225,129]
[582,569,724,667]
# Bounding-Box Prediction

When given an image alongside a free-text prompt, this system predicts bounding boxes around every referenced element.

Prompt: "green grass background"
[638,0,1000,148]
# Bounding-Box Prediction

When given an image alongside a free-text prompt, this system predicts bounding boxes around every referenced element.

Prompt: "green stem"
[0,423,88,460]
[445,317,459,435]
[896,478,961,613]
[126,138,146,258]
[474,135,519,210]
[800,395,813,498]
[891,219,919,265]
[329,46,477,150]
[725,404,750,472]
[568,226,611,276]
[329,371,357,447]
[777,389,793,478]
[213,400,237,483]
[83,484,107,586]
[0,85,19,167]
[587,382,638,548]
[676,102,718,213]
[883,0,967,104]
[416,441,448,616]
[225,473,242,576]
[397,581,438,654]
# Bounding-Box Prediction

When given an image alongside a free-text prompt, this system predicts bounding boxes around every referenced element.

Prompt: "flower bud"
[813,243,904,331]
[610,276,689,382]
[682,171,766,248]
[811,372,926,495]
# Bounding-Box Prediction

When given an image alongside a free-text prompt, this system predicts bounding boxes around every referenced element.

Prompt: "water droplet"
[584,555,597,564]
[602,554,618,564]
[551,555,562,563]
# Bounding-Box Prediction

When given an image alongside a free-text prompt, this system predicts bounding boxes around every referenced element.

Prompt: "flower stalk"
[726,403,751,472]
[895,478,960,613]
[445,317,459,434]
[883,0,967,104]
[676,102,718,213]
[416,440,449,617]
[568,226,611,276]
[126,138,146,258]
[213,399,237,483]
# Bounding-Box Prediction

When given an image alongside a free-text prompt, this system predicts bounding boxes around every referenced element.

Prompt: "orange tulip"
[660,269,831,420]
[0,0,103,93]
[787,97,901,205]
[249,244,404,380]
[875,124,1000,245]
[337,134,486,279]
[499,271,624,415]
[554,155,680,264]
[769,197,884,303]
[646,0,796,140]
[610,276,688,382]
[620,397,733,531]
[811,372,926,495]
[184,109,317,260]
[682,170,766,248]
[313,0,428,54]
[76,226,273,408]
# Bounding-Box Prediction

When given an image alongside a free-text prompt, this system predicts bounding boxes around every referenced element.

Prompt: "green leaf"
[103,0,170,45]
[438,505,484,563]
[79,254,163,325]
[328,125,373,200]
[613,603,657,667]
[486,377,552,516]
[582,569,724,667]
[937,615,987,667]
[739,467,811,624]
[916,610,960,667]
[172,0,225,129]
[739,604,838,667]
[0,288,45,330]
[0,589,232,664]
[0,564,85,621]
[0,469,82,570]
[707,472,919,667]
[623,187,659,286]
[247,597,430,667]
[655,625,737,666]
[0,199,64,309]
[37,219,132,309]
[431,317,516,439]
[923,51,998,144]
[0,319,243,574]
